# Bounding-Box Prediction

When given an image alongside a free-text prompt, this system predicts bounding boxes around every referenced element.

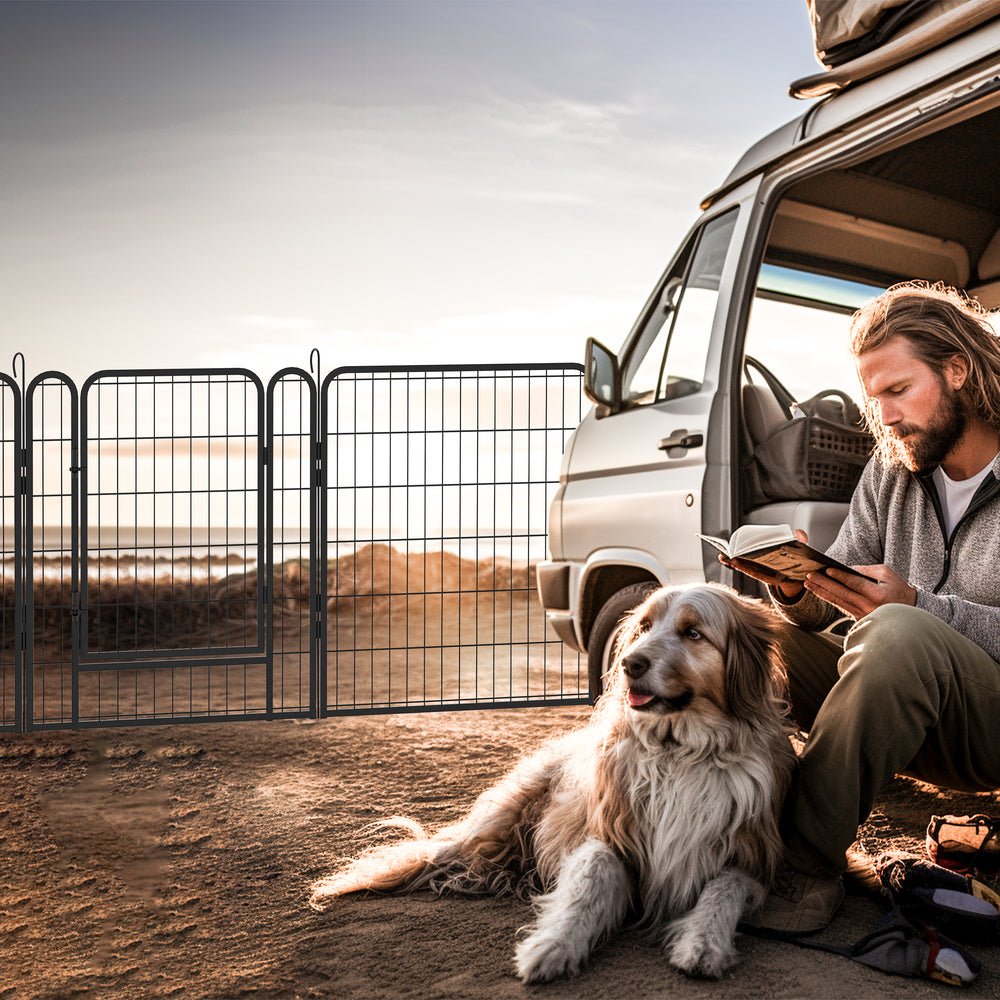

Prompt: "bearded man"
[727,282,1000,935]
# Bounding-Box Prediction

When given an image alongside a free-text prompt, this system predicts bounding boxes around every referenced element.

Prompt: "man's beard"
[888,385,967,472]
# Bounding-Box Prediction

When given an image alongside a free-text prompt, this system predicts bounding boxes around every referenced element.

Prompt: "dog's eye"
[683,627,703,640]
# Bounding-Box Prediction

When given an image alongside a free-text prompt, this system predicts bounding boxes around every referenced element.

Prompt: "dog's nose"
[622,652,651,679]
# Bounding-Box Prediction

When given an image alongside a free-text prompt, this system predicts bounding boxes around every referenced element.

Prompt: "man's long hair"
[850,282,1000,463]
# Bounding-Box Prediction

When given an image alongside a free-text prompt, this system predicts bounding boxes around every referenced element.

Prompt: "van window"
[744,264,882,402]
[621,209,738,406]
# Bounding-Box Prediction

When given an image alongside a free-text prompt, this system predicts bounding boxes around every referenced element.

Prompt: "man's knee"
[841,604,951,687]
[847,602,925,642]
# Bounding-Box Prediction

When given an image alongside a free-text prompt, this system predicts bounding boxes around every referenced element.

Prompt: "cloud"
[4,2,818,391]
[198,293,640,376]
[232,314,322,334]
[427,295,631,338]
[487,96,642,143]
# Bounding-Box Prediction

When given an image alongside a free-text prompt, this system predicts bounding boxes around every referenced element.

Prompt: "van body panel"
[559,407,708,579]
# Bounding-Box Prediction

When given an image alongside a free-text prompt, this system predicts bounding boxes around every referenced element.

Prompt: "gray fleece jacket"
[774,452,1000,662]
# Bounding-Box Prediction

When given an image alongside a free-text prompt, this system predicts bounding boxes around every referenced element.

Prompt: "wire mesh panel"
[0,374,22,731]
[73,370,268,725]
[266,368,317,717]
[25,373,77,729]
[321,364,585,715]
[14,360,587,730]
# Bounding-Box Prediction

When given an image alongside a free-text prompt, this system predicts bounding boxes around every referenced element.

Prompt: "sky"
[2,0,822,386]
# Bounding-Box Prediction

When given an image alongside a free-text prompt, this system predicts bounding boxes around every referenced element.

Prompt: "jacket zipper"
[917,470,1000,593]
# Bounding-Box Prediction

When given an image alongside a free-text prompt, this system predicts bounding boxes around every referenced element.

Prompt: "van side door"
[559,207,740,583]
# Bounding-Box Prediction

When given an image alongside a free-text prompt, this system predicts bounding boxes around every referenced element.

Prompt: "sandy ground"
[2,706,999,1000]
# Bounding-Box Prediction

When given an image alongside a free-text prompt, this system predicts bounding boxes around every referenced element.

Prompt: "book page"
[726,523,795,556]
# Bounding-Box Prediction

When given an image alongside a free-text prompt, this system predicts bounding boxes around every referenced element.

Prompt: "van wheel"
[586,582,658,702]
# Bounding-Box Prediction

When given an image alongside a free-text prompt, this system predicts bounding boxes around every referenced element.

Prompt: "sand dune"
[0,544,581,725]
[1,544,538,650]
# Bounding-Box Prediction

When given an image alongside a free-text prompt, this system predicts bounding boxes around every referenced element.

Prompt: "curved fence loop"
[0,369,23,731]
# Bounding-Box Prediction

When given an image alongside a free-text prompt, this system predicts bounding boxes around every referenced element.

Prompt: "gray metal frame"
[78,369,268,664]
[3,361,584,731]
[25,371,78,730]
[265,366,318,720]
[0,372,22,732]
[319,364,587,717]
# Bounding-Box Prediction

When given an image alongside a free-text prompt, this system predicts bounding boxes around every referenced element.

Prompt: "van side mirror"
[584,338,621,413]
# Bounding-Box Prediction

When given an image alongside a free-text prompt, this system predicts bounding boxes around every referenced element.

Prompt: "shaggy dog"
[309,584,796,981]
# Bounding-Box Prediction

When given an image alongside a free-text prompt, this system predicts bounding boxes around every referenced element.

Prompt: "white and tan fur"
[309,583,796,981]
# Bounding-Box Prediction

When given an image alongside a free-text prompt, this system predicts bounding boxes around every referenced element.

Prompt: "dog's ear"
[607,593,657,684]
[723,594,785,722]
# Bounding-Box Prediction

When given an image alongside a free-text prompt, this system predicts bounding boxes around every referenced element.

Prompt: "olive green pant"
[778,604,1000,877]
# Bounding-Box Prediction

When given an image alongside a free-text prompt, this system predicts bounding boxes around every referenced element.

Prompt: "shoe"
[741,861,845,937]
[877,853,1000,943]
[926,815,1000,880]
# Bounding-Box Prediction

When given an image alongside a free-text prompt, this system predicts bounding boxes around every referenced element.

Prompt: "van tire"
[586,581,658,702]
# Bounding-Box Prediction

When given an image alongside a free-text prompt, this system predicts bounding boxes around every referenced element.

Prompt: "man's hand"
[803,563,917,619]
[718,529,808,600]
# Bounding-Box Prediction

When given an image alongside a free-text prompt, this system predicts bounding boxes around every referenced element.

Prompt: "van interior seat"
[741,375,849,552]
[742,381,789,445]
[978,226,1000,281]
[743,499,849,554]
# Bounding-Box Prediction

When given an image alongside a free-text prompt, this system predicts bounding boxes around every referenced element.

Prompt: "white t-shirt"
[932,454,999,538]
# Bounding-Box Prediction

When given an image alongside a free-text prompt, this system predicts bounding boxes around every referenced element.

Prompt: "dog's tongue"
[627,689,655,707]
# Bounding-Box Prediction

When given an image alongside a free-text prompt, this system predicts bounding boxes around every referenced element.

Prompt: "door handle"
[658,431,703,452]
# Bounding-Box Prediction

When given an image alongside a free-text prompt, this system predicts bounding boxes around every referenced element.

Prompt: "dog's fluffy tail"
[309,747,560,911]
[308,817,450,910]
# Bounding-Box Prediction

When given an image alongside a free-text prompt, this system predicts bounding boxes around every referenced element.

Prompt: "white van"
[537,3,1000,695]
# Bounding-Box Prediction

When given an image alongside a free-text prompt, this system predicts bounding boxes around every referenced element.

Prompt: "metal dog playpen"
[0,361,585,731]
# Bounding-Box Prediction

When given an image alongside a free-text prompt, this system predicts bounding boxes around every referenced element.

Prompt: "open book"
[699,523,876,583]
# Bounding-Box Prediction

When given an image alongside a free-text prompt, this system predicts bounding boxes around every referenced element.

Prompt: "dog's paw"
[514,932,586,983]
[663,917,736,980]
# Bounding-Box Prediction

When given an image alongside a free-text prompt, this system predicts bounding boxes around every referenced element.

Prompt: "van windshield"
[757,264,881,313]
[745,265,884,402]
